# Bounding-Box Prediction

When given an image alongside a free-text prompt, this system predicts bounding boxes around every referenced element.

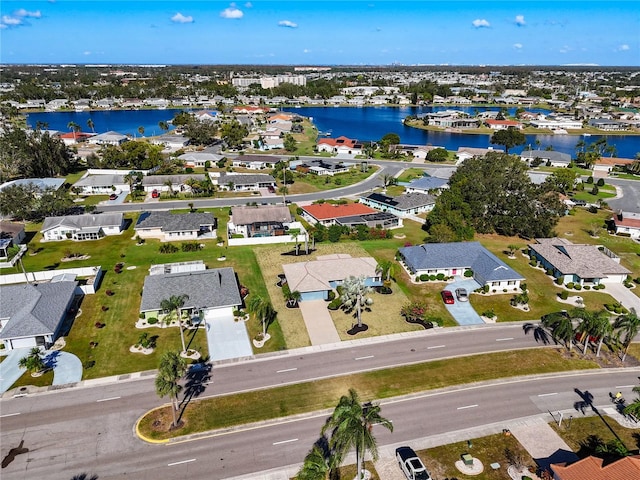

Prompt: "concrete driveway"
[45,351,83,385]
[205,310,253,362]
[0,348,31,394]
[443,278,484,326]
[604,282,640,313]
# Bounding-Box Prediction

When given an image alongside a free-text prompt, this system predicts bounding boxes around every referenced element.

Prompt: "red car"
[441,290,455,305]
[109,193,118,200]
[151,189,159,198]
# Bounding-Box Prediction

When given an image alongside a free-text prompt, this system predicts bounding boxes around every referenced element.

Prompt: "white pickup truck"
[396,446,432,480]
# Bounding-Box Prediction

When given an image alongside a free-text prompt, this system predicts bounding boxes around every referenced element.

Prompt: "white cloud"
[559,45,572,54]
[472,19,490,28]
[83,51,91,56]
[278,20,297,28]
[244,2,252,7]
[513,43,523,49]
[303,49,311,54]
[171,12,194,24]
[515,15,525,26]
[1,15,22,26]
[14,9,42,18]
[220,3,243,19]
[617,44,630,51]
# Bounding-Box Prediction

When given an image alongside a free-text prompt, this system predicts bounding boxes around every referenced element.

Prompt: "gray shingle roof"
[74,174,125,187]
[521,150,571,163]
[399,242,524,282]
[0,282,77,339]
[42,213,124,232]
[134,211,216,233]
[0,177,65,192]
[362,192,436,210]
[231,205,293,225]
[140,268,242,312]
[406,177,449,191]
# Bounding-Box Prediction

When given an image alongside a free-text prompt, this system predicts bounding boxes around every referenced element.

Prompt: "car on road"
[441,290,454,305]
[455,288,469,302]
[109,193,118,200]
[396,446,431,480]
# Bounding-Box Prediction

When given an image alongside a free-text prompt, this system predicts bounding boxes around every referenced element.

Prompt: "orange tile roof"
[302,203,377,220]
[595,157,635,166]
[59,132,93,139]
[317,136,360,148]
[551,455,640,480]
[485,119,521,126]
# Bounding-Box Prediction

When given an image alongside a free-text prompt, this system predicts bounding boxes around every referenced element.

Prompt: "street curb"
[135,405,171,444]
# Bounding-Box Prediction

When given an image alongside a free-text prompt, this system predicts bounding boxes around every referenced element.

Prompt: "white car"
[455,288,469,302]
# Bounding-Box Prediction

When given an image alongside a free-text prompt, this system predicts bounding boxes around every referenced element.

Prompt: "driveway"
[205,310,253,362]
[443,278,484,326]
[45,351,83,385]
[0,348,31,394]
[298,300,341,345]
[604,282,640,313]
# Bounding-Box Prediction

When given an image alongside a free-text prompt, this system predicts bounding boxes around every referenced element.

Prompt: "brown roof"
[551,455,640,480]
[231,205,293,225]
[595,157,635,166]
[302,203,377,221]
[0,221,25,238]
[613,211,640,229]
[317,136,361,148]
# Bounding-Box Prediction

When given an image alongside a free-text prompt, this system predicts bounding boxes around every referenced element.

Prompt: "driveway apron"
[205,310,253,362]
[45,351,83,385]
[604,283,640,313]
[443,278,484,326]
[0,348,31,394]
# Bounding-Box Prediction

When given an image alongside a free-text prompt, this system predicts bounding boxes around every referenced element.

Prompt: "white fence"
[228,234,302,247]
[86,168,151,176]
[0,265,103,294]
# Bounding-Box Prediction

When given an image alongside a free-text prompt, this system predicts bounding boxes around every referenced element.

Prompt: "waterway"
[25,106,640,159]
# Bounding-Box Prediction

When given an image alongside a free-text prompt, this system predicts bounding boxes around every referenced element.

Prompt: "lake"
[25,106,640,158]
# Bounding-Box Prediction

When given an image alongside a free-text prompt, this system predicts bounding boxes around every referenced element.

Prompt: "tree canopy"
[489,127,526,153]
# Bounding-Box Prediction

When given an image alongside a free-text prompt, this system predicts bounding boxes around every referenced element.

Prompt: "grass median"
[138,348,598,440]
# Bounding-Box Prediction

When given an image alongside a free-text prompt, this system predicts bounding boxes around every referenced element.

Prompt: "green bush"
[583,285,590,290]
[420,274,429,282]
[555,276,564,285]
[481,309,496,318]
[464,270,473,277]
[596,178,605,186]
[574,284,582,290]
[139,312,145,319]
[529,259,538,267]
[483,285,490,293]
[159,243,179,254]
[328,298,342,310]
[415,276,420,282]
[327,290,336,301]
[559,291,569,300]
[147,317,158,325]
[545,268,554,276]
[429,275,437,281]
[566,282,575,289]
[436,273,445,281]
[586,176,594,184]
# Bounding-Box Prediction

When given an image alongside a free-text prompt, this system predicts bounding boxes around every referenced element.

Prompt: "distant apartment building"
[232,75,306,88]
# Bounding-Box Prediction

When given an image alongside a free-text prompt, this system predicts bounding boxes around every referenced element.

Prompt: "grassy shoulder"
[137,348,598,440]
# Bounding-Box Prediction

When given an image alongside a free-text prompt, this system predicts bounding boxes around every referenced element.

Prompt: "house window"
[507,281,516,286]
[491,281,500,287]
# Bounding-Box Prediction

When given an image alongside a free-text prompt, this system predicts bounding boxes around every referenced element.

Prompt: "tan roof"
[551,455,640,480]
[282,255,378,293]
[231,205,293,225]
[529,239,630,278]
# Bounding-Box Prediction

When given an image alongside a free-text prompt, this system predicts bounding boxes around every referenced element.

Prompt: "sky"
[0,1,638,66]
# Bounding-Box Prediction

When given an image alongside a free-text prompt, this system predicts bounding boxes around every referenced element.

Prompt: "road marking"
[427,345,445,349]
[615,385,635,389]
[495,338,514,342]
[168,459,196,467]
[457,404,478,410]
[96,396,121,402]
[538,393,558,397]
[355,355,374,360]
[276,368,298,373]
[273,438,298,445]
[0,412,20,418]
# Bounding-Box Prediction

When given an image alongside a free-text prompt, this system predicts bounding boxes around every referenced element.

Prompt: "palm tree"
[380,173,395,191]
[158,121,169,133]
[340,276,373,329]
[160,294,189,353]
[589,310,613,357]
[321,389,393,480]
[86,118,95,133]
[67,121,80,142]
[137,126,145,138]
[248,295,275,340]
[572,308,594,355]
[297,445,331,480]
[613,309,640,361]
[155,351,187,428]
[18,347,46,374]
[289,228,301,255]
[545,314,575,351]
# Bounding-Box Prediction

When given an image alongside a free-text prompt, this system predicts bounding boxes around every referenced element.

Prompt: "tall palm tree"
[248,295,275,339]
[297,445,331,480]
[589,310,613,357]
[137,126,145,138]
[572,308,595,355]
[155,351,187,428]
[86,118,95,133]
[321,389,393,480]
[67,121,80,142]
[623,385,640,420]
[340,276,373,328]
[613,309,640,361]
[547,315,575,351]
[160,294,189,353]
[376,260,395,284]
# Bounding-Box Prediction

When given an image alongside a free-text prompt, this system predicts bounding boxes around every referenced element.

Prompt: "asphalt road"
[2,325,639,480]
[607,177,640,212]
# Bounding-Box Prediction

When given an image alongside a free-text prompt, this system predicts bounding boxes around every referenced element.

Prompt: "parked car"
[109,193,118,200]
[441,290,454,305]
[455,288,469,302]
[151,189,159,198]
[267,185,275,193]
[396,446,431,480]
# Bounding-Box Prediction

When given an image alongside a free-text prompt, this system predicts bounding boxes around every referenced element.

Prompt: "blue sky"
[1,1,638,66]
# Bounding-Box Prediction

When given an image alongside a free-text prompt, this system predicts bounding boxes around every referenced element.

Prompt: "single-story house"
[551,455,640,480]
[521,150,572,167]
[359,192,436,217]
[282,254,382,301]
[87,131,129,146]
[316,136,363,155]
[228,205,293,239]
[300,203,378,226]
[456,146,504,162]
[215,173,276,192]
[404,176,449,194]
[41,213,125,241]
[0,221,26,260]
[261,137,285,150]
[588,118,627,131]
[398,242,525,290]
[193,110,220,123]
[59,131,93,145]
[178,152,225,168]
[305,160,352,176]
[232,155,281,170]
[0,281,77,350]
[484,120,523,130]
[336,211,402,229]
[150,134,190,149]
[139,267,242,322]
[141,174,207,193]
[528,238,631,286]
[73,174,129,195]
[611,211,640,239]
[134,211,216,242]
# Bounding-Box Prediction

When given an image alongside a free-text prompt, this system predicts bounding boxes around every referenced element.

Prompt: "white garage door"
[11,337,37,349]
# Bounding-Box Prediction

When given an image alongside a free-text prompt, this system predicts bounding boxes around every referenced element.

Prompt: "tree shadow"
[573,388,627,449]
[178,362,211,422]
[185,327,199,351]
[1,440,29,468]
[70,474,99,480]
[523,323,552,345]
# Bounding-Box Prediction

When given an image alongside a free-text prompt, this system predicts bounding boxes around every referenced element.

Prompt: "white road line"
[168,459,196,467]
[355,355,374,360]
[427,345,445,349]
[615,385,635,389]
[96,396,121,402]
[495,338,514,342]
[538,393,558,397]
[273,438,298,446]
[276,368,298,373]
[457,404,478,410]
[0,412,21,418]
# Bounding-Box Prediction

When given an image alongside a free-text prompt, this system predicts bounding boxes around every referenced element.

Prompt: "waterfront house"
[59,131,93,145]
[41,213,125,241]
[150,134,190,149]
[359,192,436,217]
[316,136,363,156]
[134,211,216,242]
[456,146,504,162]
[520,150,572,167]
[88,131,129,146]
[484,119,523,130]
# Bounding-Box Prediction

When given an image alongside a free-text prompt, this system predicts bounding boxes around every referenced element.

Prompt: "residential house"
[41,213,125,241]
[335,211,402,230]
[59,131,93,145]
[359,192,436,217]
[134,211,216,242]
[194,110,220,123]
[484,119,523,130]
[0,281,78,350]
[588,118,627,131]
[528,238,631,285]
[232,155,281,170]
[282,254,382,301]
[87,131,129,146]
[300,203,378,226]
[0,222,26,260]
[611,211,640,239]
[593,157,635,175]
[141,174,207,193]
[179,152,225,168]
[398,242,524,290]
[260,136,285,150]
[306,160,352,176]
[317,136,363,155]
[521,150,572,167]
[404,176,449,194]
[228,205,307,246]
[139,267,242,323]
[232,106,268,115]
[150,134,190,149]
[456,146,504,162]
[73,174,129,195]
[215,173,276,192]
[551,455,640,480]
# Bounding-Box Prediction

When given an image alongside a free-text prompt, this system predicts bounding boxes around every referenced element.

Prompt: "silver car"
[455,288,469,302]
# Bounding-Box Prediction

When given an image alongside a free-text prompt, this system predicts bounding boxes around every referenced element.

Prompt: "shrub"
[574,284,582,290]
[566,282,574,289]
[181,242,202,252]
[464,270,473,277]
[483,285,490,293]
[555,276,564,285]
[436,273,445,281]
[590,186,599,195]
[545,268,554,276]
[147,317,158,325]
[429,275,437,281]
[328,298,342,310]
[586,176,594,184]
[588,205,598,214]
[327,290,336,301]
[420,274,429,282]
[529,259,538,267]
[139,312,145,319]
[596,178,605,186]
[583,285,591,290]
[415,276,420,282]
[559,291,569,300]
[159,243,179,254]
[481,309,496,319]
